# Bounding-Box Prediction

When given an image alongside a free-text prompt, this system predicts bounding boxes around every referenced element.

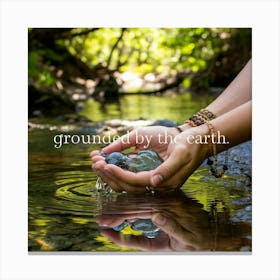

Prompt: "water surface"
[28,93,252,252]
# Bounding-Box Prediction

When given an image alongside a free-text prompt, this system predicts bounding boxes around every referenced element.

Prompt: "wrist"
[179,108,217,132]
[177,125,212,158]
[177,123,191,132]
[195,124,213,158]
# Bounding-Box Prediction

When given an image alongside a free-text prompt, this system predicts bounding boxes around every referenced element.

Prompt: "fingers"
[95,215,127,228]
[95,169,123,192]
[100,229,154,251]
[92,156,106,169]
[94,163,149,193]
[96,211,155,227]
[102,130,137,153]
[100,229,170,251]
[105,164,151,187]
[150,145,190,187]
[152,213,182,238]
[151,213,197,250]
[92,158,122,192]
[90,150,100,157]
[90,135,193,191]
[92,152,150,192]
[92,155,190,192]
[91,154,106,164]
[92,150,190,192]
[104,169,149,193]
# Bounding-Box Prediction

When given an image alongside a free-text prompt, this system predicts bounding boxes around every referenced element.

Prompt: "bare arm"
[207,100,252,153]
[90,60,252,192]
[92,101,251,192]
[150,100,252,187]
[179,59,251,131]
[207,59,252,116]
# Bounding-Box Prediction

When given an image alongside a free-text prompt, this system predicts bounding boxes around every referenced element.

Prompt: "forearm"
[193,101,252,155]
[179,60,252,132]
[206,59,252,117]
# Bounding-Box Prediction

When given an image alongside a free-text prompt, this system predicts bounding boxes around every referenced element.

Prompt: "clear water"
[28,93,252,252]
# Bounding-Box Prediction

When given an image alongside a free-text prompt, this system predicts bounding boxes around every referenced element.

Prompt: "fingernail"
[151,174,163,186]
[152,213,166,226]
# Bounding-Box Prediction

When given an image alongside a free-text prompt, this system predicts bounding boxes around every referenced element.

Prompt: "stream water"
[28,93,252,252]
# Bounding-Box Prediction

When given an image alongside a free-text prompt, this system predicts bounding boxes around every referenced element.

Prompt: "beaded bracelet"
[182,109,227,178]
[189,114,205,126]
[184,120,196,127]
[205,120,228,178]
[199,109,217,120]
[187,108,217,126]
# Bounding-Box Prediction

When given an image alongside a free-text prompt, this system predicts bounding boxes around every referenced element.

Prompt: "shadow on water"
[28,93,252,252]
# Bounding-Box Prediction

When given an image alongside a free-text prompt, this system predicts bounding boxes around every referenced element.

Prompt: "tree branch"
[107,28,126,68]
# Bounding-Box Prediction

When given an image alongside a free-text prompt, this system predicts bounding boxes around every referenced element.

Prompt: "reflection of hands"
[95,191,250,252]
[96,190,250,251]
[96,211,210,251]
[91,125,208,192]
[150,212,212,251]
[96,212,172,251]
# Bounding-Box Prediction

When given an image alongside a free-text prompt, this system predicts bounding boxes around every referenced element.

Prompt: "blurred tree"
[28,28,251,116]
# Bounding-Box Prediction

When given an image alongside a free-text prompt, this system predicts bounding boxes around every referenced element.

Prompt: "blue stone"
[102,149,163,173]
[131,219,161,238]
[112,220,130,231]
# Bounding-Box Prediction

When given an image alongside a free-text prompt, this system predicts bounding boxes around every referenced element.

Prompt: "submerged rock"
[96,150,163,193]
[96,150,163,195]
[112,218,161,238]
[102,149,163,172]
[131,219,161,238]
[104,152,129,169]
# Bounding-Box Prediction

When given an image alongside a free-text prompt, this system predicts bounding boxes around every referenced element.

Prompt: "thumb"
[102,130,137,153]
[151,213,184,238]
[152,213,196,250]
[150,146,187,187]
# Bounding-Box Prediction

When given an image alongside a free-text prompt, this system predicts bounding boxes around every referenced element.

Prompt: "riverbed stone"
[103,149,163,172]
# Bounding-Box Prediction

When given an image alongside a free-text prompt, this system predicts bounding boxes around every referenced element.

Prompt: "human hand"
[91,125,180,159]
[91,125,209,192]
[95,191,250,252]
[95,191,213,251]
[91,125,181,192]
[96,212,210,251]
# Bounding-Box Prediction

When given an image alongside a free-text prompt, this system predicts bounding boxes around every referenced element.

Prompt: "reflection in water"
[111,219,161,239]
[95,191,251,252]
[28,93,251,252]
[28,141,251,252]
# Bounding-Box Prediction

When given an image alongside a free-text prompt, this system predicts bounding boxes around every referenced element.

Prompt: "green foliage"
[38,69,56,86]
[182,77,191,88]
[28,51,40,77]
[28,50,56,86]
[65,28,250,87]
[29,28,251,91]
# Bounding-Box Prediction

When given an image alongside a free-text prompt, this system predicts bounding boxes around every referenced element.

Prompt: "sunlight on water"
[81,93,214,123]
[28,93,251,252]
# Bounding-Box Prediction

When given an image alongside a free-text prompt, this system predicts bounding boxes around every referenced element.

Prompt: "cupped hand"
[95,205,212,251]
[150,212,211,251]
[90,125,209,192]
[91,125,180,159]
[95,212,204,251]
[94,191,250,252]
